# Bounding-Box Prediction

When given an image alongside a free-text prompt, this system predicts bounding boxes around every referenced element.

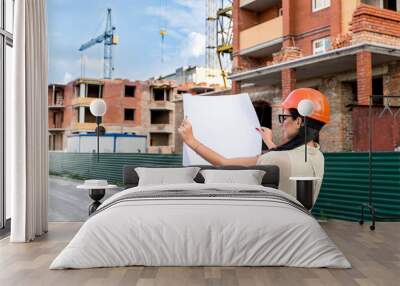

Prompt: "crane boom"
[79,8,118,79]
[79,34,107,51]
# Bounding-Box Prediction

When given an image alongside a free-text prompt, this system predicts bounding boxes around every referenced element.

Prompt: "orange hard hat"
[281,88,330,124]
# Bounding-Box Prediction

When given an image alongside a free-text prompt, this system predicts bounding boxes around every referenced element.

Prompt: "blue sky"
[47,0,206,83]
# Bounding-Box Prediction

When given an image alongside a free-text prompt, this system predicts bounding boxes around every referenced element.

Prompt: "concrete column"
[271,97,283,145]
[79,106,85,123]
[79,83,85,98]
[384,62,400,106]
[99,85,102,98]
[356,51,372,105]
[319,78,352,152]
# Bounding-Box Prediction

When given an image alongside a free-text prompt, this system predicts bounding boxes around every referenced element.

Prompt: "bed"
[50,165,350,269]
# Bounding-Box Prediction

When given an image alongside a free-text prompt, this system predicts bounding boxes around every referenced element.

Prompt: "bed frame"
[123,165,280,189]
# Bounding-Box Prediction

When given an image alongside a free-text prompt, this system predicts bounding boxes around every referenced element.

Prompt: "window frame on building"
[1,0,14,230]
[312,37,331,55]
[124,108,135,121]
[124,85,136,97]
[312,0,331,12]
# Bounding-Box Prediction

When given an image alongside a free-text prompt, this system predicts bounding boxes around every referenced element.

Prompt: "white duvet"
[50,183,351,269]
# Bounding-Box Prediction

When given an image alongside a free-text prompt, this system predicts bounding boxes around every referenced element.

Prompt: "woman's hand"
[178,118,197,147]
[256,127,277,149]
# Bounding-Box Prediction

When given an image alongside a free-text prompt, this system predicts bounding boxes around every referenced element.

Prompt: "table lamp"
[90,99,107,162]
[297,99,314,162]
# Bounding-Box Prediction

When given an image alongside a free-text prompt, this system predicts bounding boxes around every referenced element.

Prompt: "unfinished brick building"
[231,0,400,151]
[48,78,178,153]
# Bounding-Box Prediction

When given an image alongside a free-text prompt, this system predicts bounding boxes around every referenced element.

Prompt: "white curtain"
[9,0,48,242]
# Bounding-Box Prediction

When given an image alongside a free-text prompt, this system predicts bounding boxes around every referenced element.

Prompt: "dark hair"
[268,108,325,152]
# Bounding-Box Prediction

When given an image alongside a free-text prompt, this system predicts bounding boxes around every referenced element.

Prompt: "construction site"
[3,2,399,283]
[48,2,231,153]
[4,2,400,284]
[230,0,400,152]
[48,0,400,153]
[44,0,400,227]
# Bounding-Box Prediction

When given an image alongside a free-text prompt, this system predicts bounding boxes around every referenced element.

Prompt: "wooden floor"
[0,221,399,286]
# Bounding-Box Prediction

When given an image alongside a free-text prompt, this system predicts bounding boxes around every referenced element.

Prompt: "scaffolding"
[206,0,233,88]
[206,0,218,71]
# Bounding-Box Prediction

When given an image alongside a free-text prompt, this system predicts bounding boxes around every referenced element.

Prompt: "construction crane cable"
[92,10,107,39]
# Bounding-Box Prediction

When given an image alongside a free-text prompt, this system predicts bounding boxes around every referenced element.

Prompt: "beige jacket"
[256,144,324,205]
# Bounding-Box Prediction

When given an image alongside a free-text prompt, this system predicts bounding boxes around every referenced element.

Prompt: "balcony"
[350,4,400,47]
[240,0,281,12]
[240,16,283,58]
[149,101,175,110]
[71,97,95,107]
[48,103,64,109]
[149,125,174,133]
[230,43,400,87]
[71,122,97,132]
[147,146,174,154]
[48,127,65,132]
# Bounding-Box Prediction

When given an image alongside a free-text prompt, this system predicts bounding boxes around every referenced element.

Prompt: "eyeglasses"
[278,114,293,124]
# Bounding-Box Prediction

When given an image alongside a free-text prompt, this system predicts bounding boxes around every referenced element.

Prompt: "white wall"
[162,66,229,87]
[66,136,80,152]
[79,137,114,153]
[115,137,146,153]
[66,136,147,153]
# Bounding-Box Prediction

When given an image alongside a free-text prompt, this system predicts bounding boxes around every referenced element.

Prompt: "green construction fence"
[49,151,400,221]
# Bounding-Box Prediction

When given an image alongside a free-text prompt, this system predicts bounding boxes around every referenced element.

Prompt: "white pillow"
[135,167,201,186]
[200,169,266,185]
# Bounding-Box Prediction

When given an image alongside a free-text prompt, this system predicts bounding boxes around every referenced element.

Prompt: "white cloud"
[145,0,205,63]
[50,54,104,83]
[62,72,73,84]
[182,32,206,58]
[146,0,204,34]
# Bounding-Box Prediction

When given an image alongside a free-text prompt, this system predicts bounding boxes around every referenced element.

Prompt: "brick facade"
[232,0,241,93]
[281,68,296,98]
[318,78,353,152]
[356,51,372,105]
[350,4,400,47]
[385,63,400,106]
[233,1,400,151]
[48,78,178,153]
[272,46,303,64]
[350,4,400,38]
[352,106,400,151]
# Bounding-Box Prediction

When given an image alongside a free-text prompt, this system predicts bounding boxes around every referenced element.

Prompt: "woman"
[178,88,330,205]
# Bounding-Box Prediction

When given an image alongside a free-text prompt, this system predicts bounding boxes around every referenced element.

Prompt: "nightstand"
[77,182,117,215]
[289,177,321,210]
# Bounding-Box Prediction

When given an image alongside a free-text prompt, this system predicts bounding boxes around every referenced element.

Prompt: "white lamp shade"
[297,99,314,116]
[90,99,107,117]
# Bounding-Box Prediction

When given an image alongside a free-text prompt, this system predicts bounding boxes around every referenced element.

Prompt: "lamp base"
[296,180,313,210]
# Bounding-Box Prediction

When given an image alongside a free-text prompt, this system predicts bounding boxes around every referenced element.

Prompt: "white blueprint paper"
[182,93,262,166]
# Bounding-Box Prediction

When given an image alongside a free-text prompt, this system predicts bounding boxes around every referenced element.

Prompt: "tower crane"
[79,8,119,79]
[206,0,232,88]
[159,0,168,63]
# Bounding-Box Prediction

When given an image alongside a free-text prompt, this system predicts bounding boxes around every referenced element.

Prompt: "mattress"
[50,183,351,269]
